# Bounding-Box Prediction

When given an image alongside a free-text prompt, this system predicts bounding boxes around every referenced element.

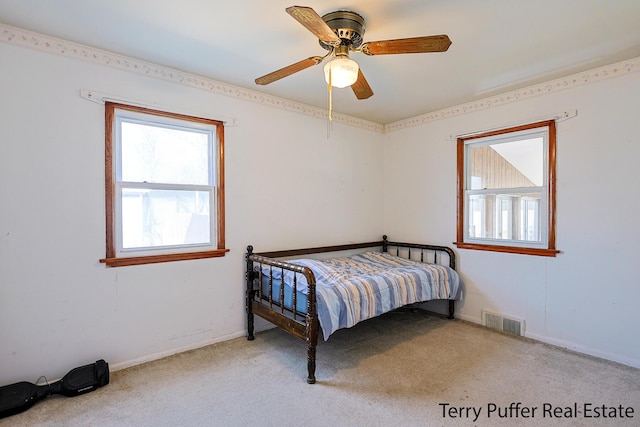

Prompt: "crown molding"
[0,23,384,133]
[384,55,640,132]
[2,23,638,135]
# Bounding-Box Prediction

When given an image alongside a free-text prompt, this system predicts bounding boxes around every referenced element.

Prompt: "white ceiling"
[1,0,640,124]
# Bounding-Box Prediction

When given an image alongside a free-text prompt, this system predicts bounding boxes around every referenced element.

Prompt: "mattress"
[260,251,462,340]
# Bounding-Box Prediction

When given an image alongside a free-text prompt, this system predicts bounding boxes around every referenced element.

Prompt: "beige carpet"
[2,310,639,426]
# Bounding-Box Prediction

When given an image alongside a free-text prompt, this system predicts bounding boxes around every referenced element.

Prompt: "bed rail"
[253,240,383,259]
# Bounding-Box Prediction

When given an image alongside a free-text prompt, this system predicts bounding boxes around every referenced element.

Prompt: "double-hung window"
[456,120,558,256]
[101,102,227,267]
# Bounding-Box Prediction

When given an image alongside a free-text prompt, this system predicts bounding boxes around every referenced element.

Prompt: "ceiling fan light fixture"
[324,57,359,88]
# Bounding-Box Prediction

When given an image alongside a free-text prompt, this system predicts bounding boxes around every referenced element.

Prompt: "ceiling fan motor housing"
[319,10,366,50]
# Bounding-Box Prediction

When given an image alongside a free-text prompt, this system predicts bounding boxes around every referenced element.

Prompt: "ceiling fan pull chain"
[327,67,333,138]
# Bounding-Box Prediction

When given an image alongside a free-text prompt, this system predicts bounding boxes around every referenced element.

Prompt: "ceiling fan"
[255,5,452,100]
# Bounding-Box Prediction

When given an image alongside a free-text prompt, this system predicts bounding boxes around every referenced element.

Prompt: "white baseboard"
[524,332,640,369]
[455,312,482,324]
[455,312,639,369]
[109,330,247,373]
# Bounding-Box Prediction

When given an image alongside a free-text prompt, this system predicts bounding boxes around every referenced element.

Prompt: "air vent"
[482,310,525,336]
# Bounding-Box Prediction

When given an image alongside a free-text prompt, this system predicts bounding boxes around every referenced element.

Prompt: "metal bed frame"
[245,235,457,383]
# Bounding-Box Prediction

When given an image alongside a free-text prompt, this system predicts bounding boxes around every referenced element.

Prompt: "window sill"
[453,242,560,257]
[100,249,230,267]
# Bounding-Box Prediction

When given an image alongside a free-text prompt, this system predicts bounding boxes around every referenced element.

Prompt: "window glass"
[121,189,211,249]
[468,137,543,190]
[120,121,210,185]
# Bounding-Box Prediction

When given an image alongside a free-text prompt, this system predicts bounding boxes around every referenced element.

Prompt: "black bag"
[0,359,109,418]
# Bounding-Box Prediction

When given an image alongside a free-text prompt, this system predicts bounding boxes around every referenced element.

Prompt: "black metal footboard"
[245,245,319,383]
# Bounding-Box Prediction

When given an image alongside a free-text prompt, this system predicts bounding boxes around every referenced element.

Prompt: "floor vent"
[482,310,525,336]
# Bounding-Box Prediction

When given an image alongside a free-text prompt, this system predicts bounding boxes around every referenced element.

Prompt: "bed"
[245,235,461,383]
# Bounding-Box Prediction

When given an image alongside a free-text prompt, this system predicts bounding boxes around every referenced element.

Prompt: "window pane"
[468,195,486,238]
[467,191,542,242]
[121,188,211,249]
[520,197,541,241]
[495,196,513,240]
[469,137,543,190]
[121,121,210,185]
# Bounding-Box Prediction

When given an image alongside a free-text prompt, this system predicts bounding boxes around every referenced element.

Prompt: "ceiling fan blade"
[361,35,452,55]
[351,69,373,100]
[255,56,323,85]
[285,6,341,46]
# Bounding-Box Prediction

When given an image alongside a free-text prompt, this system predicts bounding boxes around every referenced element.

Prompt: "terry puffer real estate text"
[439,402,635,423]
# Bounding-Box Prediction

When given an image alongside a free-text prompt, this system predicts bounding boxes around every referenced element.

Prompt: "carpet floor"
[2,310,639,426]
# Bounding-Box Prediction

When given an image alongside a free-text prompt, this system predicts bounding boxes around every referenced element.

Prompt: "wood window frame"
[455,120,559,257]
[100,102,228,267]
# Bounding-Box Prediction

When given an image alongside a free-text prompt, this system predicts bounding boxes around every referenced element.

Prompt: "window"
[101,103,228,267]
[455,120,558,256]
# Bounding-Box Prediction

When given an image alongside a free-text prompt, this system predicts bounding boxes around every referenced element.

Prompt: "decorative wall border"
[0,23,384,133]
[385,56,640,132]
[2,22,639,134]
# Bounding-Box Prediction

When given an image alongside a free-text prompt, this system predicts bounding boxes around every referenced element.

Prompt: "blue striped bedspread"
[268,251,461,340]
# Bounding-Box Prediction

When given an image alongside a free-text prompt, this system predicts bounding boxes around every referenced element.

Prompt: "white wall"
[2,34,638,387]
[0,42,384,384]
[383,70,640,368]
